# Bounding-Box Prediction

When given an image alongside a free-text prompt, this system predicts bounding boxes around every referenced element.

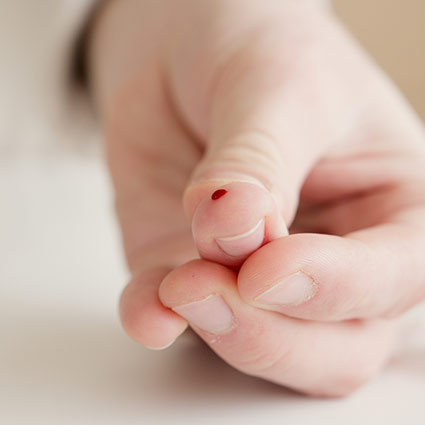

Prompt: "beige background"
[334,0,425,120]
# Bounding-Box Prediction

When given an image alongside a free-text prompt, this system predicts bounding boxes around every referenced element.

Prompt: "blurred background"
[1,1,424,424]
[335,0,425,119]
[0,0,424,150]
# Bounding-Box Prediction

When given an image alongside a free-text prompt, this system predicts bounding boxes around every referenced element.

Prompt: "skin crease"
[88,0,425,396]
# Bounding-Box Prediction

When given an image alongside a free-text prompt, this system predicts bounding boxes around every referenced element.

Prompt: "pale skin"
[87,0,425,396]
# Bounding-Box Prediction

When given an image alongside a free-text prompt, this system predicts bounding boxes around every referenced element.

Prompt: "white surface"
[1,151,425,425]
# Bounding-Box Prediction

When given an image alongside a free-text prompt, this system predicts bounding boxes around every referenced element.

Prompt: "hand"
[88,0,425,396]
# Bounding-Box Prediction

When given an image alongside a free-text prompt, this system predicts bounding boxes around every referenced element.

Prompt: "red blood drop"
[211,189,227,201]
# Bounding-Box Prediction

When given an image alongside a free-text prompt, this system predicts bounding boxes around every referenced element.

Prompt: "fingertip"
[119,268,188,349]
[237,233,376,322]
[158,259,236,308]
[189,181,287,267]
[158,260,240,337]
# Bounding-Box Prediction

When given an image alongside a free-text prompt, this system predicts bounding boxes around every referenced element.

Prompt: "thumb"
[183,43,332,267]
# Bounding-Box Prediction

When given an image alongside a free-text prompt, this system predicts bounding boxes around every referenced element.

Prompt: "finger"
[159,259,394,397]
[102,67,199,349]
[120,267,188,350]
[238,205,425,321]
[103,69,200,271]
[180,26,356,266]
[292,185,416,236]
[191,181,285,268]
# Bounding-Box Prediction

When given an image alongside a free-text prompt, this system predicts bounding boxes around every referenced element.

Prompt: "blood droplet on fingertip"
[211,189,227,201]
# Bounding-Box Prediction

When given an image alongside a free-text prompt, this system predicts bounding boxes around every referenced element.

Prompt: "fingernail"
[144,340,175,351]
[255,272,317,306]
[172,295,234,334]
[216,218,265,257]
